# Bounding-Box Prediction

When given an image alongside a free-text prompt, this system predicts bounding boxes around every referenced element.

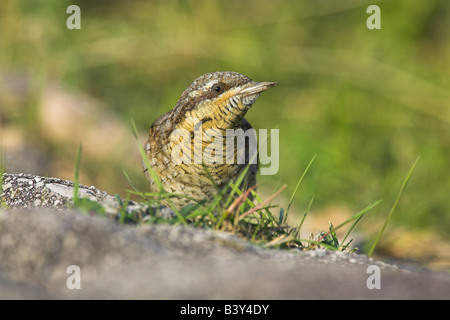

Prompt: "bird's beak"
[238,81,279,96]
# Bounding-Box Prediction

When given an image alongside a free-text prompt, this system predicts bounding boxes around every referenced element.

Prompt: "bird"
[144,71,278,209]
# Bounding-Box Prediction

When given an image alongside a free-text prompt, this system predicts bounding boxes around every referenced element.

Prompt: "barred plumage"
[145,71,277,208]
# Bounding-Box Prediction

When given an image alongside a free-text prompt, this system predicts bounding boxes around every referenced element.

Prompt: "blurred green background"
[1,0,449,268]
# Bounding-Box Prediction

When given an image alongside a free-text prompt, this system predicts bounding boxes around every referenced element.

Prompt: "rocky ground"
[1,173,449,299]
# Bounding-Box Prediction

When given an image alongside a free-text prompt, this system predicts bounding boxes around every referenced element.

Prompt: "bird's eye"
[211,83,225,95]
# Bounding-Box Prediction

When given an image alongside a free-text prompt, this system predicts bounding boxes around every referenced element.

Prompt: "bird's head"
[170,71,278,130]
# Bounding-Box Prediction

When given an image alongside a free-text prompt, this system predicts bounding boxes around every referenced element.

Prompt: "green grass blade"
[340,213,363,251]
[250,189,278,226]
[73,144,82,206]
[368,156,420,257]
[131,119,165,194]
[201,163,220,191]
[317,199,381,243]
[122,169,142,194]
[223,162,252,209]
[296,196,315,236]
[286,153,316,215]
[130,119,187,225]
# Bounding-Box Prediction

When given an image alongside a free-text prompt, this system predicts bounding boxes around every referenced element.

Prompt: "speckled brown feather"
[145,71,277,208]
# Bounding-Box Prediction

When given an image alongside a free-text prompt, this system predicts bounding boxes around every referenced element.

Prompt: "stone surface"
[1,173,449,299]
[1,173,174,219]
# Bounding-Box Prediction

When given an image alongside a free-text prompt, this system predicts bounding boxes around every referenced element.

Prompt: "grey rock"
[1,172,174,219]
[1,173,449,299]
